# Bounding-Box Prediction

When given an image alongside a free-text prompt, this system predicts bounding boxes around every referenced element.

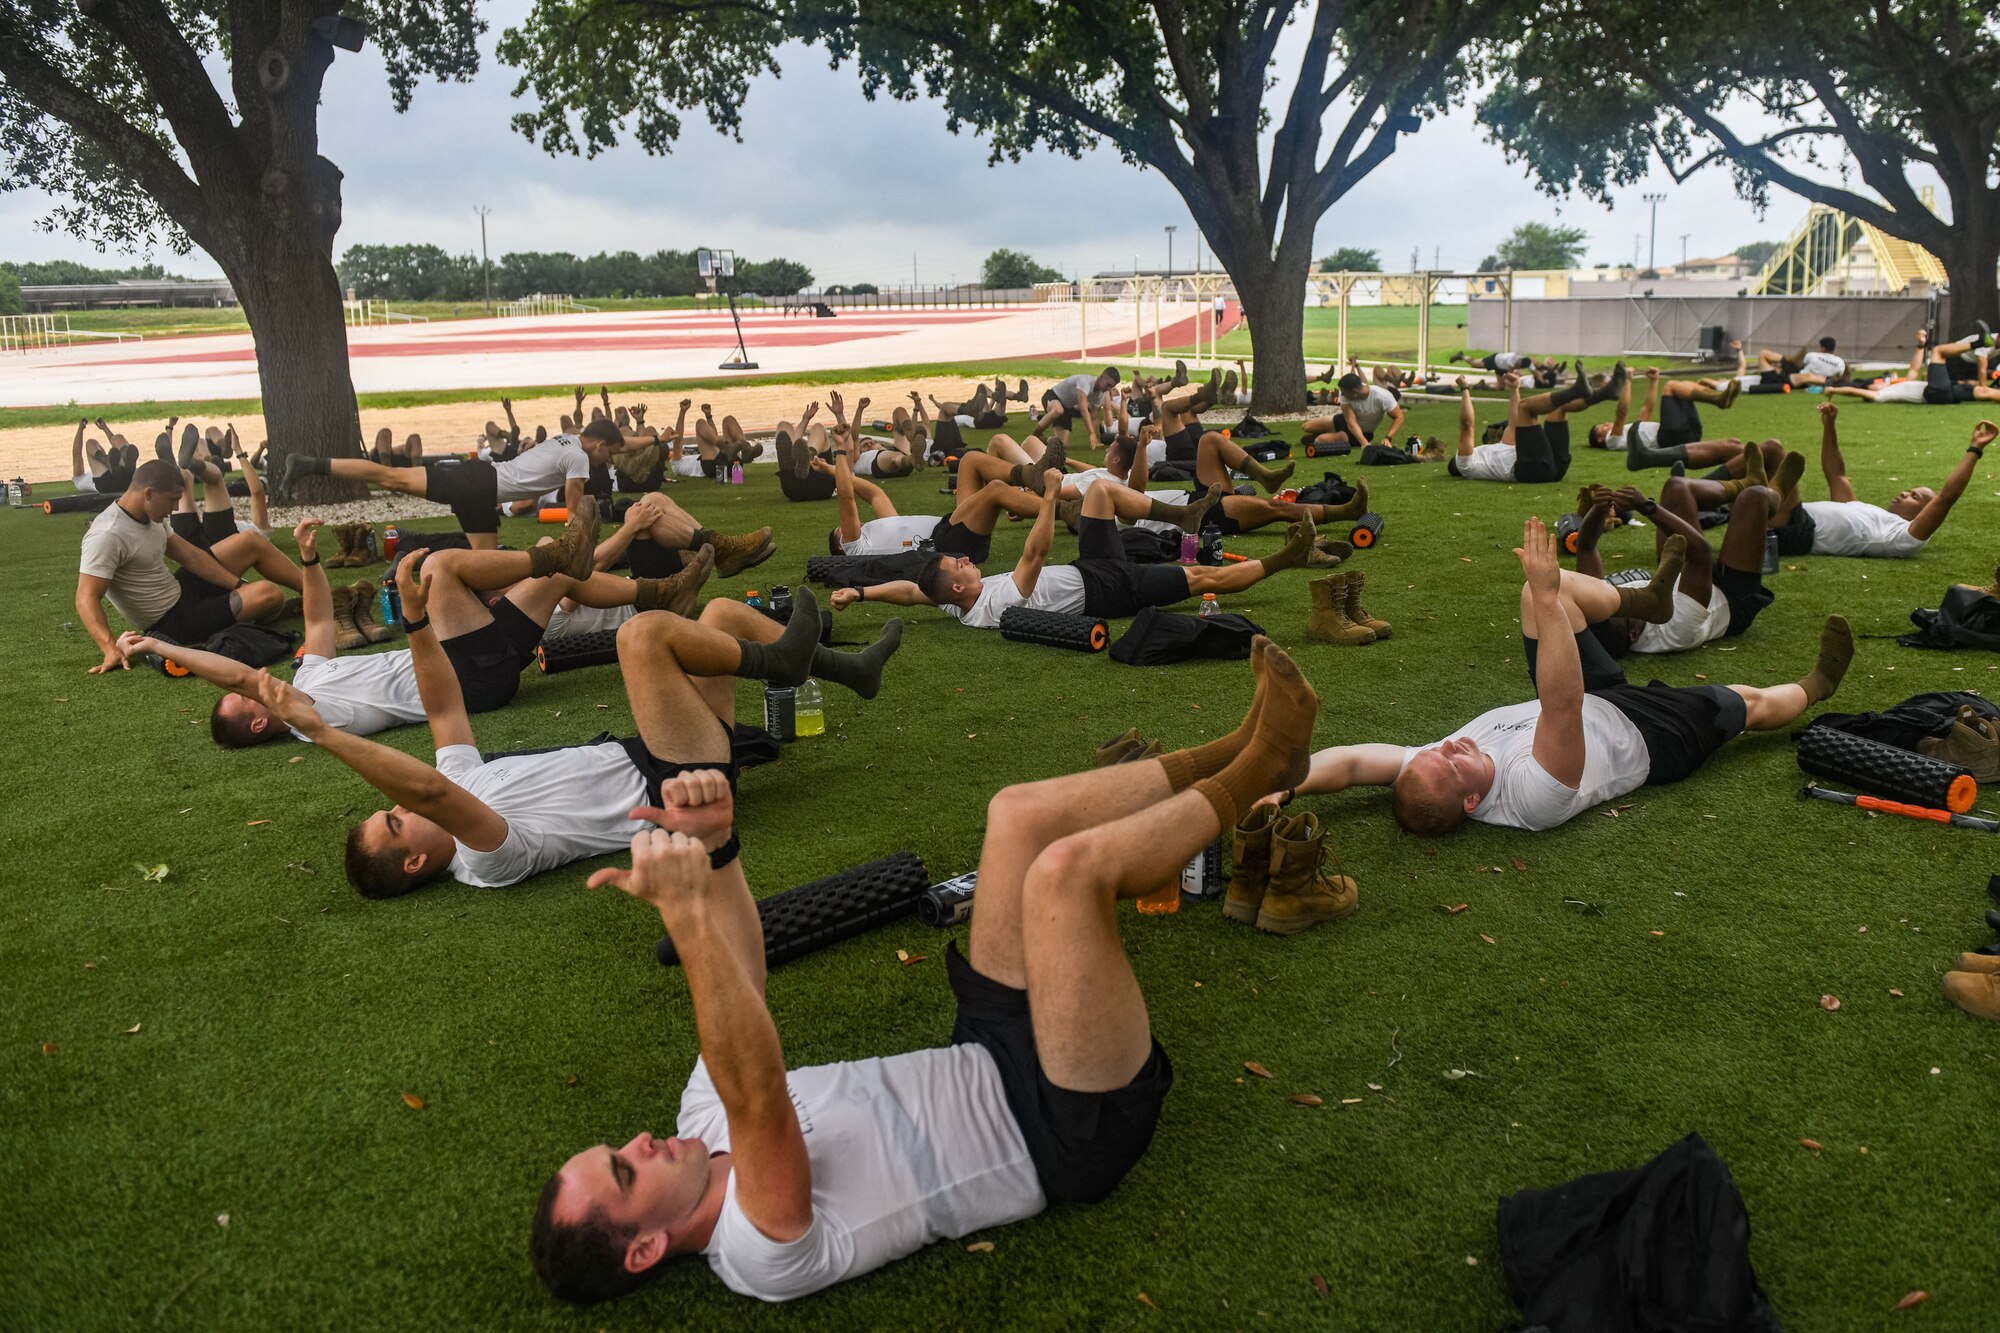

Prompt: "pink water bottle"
[730,461,744,485]
[1178,532,1198,564]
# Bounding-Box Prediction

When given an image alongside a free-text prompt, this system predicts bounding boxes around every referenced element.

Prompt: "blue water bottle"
[380,571,400,626]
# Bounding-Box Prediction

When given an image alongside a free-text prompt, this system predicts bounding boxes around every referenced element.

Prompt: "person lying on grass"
[119,509,707,746]
[1263,516,1853,834]
[528,636,1317,1305]
[250,575,900,898]
[830,468,1305,628]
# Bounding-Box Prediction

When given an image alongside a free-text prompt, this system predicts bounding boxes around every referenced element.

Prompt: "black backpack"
[1900,586,2000,651]
[1294,471,1357,507]
[1109,607,1267,665]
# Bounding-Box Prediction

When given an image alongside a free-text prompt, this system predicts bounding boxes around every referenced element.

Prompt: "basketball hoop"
[702,247,757,370]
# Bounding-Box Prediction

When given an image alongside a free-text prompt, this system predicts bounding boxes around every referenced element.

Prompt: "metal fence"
[777,286,1039,310]
[0,313,143,352]
[1468,294,1945,364]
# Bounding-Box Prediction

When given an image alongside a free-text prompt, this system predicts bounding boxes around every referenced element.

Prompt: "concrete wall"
[1469,294,1938,364]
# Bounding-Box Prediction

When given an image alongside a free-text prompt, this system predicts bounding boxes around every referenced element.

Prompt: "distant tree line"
[334,245,815,301]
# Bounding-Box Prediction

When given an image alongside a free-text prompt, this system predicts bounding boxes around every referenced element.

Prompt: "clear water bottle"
[1198,593,1220,617]
[795,679,825,737]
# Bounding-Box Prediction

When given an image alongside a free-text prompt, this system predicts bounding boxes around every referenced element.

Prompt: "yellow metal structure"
[1754,195,1946,296]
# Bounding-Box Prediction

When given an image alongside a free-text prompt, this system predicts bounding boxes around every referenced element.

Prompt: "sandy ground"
[0,375,1056,484]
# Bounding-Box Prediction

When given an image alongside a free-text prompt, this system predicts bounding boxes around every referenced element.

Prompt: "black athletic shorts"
[1715,564,1773,637]
[614,726,738,802]
[930,517,991,563]
[147,568,239,644]
[1774,503,1817,557]
[1040,390,1078,427]
[1164,425,1201,464]
[1074,516,1189,617]
[1512,423,1568,485]
[421,459,501,534]
[1447,455,1464,478]
[441,598,544,713]
[946,942,1171,1205]
[1925,361,1978,405]
[169,507,242,552]
[1659,395,1702,447]
[626,539,686,580]
[1524,627,1630,694]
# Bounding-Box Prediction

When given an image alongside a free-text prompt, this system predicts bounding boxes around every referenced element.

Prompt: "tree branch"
[79,0,245,186]
[1652,123,1848,184]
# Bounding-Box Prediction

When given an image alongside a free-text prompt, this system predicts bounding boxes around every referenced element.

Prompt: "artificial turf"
[7,388,2000,1330]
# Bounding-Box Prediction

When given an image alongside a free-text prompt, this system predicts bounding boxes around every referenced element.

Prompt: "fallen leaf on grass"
[1649,930,1666,937]
[124,1022,141,1035]
[1438,902,1470,914]
[965,1241,994,1253]
[1341,1098,1363,1105]
[1479,934,1496,945]
[216,1213,229,1228]
[288,755,303,763]
[1310,1274,1329,1298]
[565,1075,578,1087]
[1800,1138,1823,1151]
[1820,994,1841,1011]
[133,863,169,882]
[1245,1061,1273,1079]
[1894,1291,1929,1311]
[899,953,928,966]
[1290,1094,1323,1107]
[1366,1082,1383,1091]
[1511,858,1527,872]
[41,1042,56,1055]
[1136,1293,1157,1309]
[1889,989,1905,998]
[246,820,271,827]
[401,1092,425,1111]
[1444,1068,1480,1080]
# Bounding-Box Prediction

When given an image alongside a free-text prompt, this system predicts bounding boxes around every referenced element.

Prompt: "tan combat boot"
[711,527,776,578]
[1222,804,1279,924]
[1256,811,1358,935]
[330,585,368,650]
[1343,571,1392,640]
[1307,575,1375,646]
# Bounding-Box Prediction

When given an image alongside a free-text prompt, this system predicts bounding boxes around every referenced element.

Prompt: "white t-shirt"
[79,503,181,631]
[1873,380,1926,404]
[1632,585,1730,654]
[942,566,1089,629]
[842,515,941,556]
[1803,500,1928,558]
[435,740,649,887]
[1491,351,1532,372]
[544,602,636,640]
[493,436,592,503]
[1400,697,1650,831]
[672,451,709,478]
[1066,466,1117,497]
[1345,386,1398,436]
[1801,351,1846,378]
[291,651,425,738]
[1618,421,1661,452]
[1456,444,1517,482]
[1049,374,1106,414]
[679,1048,1044,1302]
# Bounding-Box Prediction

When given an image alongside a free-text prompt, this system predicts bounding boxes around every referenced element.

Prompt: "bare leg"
[1456,381,1477,457]
[616,612,736,763]
[1665,380,1730,407]
[983,433,1033,465]
[950,477,1040,529]
[324,458,430,497]
[1651,478,1715,604]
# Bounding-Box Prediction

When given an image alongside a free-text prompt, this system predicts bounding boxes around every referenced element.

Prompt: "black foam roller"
[1555,513,1582,555]
[999,606,1108,652]
[1797,726,1977,813]
[655,851,931,969]
[535,628,619,674]
[41,492,119,515]
[1348,512,1385,548]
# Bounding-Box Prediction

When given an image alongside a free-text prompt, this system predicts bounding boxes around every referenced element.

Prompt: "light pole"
[1642,192,1666,271]
[1679,233,1690,267]
[474,205,492,313]
[1165,225,1176,276]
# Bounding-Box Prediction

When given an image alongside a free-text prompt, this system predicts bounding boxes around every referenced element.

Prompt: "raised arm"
[592,823,811,1242]
[1009,471,1061,598]
[396,552,476,751]
[253,668,507,848]
[291,518,336,658]
[1818,400,1857,503]
[114,632,258,692]
[1639,367,1661,423]
[1911,420,1996,541]
[1519,517,1585,788]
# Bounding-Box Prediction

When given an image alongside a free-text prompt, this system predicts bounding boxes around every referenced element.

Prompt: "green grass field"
[8,391,1999,1329]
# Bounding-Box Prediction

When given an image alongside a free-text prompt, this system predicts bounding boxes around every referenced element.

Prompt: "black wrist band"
[709,831,741,869]
[1639,499,1658,516]
[1969,446,1985,457]
[301,554,320,567]
[401,614,429,635]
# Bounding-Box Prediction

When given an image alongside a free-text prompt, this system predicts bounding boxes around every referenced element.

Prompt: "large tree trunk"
[1236,271,1307,413]
[1939,222,1999,336]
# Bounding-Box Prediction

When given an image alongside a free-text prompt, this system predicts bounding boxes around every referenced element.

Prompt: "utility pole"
[1195,232,1202,274]
[1642,192,1666,270]
[1165,225,1176,276]
[474,205,493,313]
[1679,233,1690,266]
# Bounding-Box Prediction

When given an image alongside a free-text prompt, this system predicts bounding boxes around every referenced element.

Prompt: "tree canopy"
[1478,0,2000,323]
[981,249,1060,289]
[499,0,1513,408]
[1732,240,1780,269]
[1479,222,1589,272]
[1316,246,1384,272]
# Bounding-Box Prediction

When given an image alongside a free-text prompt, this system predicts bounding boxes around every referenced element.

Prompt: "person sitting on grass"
[1301,372,1404,453]
[834,468,1311,627]
[1265,517,1853,833]
[1762,403,1995,560]
[1608,367,1741,466]
[120,507,711,746]
[1451,366,1627,484]
[1057,430,1364,545]
[527,637,1317,1305]
[1732,337,1846,390]
[76,459,306,675]
[1568,450,1802,655]
[275,419,627,549]
[252,577,902,898]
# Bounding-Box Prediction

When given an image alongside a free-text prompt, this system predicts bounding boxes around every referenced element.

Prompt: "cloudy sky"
[2,2,1936,286]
